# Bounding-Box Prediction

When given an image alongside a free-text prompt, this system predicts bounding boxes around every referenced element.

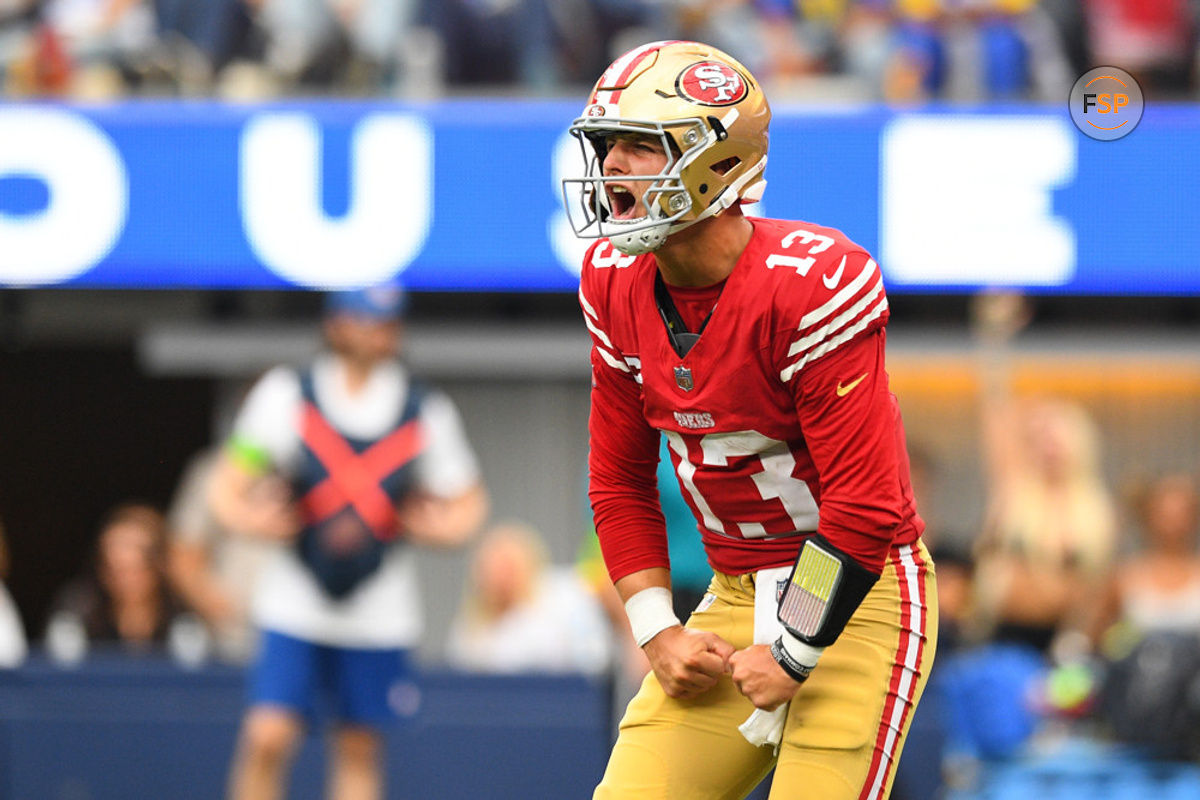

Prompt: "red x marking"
[299,403,424,540]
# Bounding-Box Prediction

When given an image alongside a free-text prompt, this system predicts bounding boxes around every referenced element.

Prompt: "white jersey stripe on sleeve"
[596,345,631,373]
[798,258,878,331]
[578,287,599,321]
[581,286,636,379]
[779,297,889,383]
[579,288,617,349]
[787,276,884,358]
[805,296,888,364]
[583,311,614,349]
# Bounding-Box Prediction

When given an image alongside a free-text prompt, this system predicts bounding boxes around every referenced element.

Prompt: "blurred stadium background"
[2,0,1200,798]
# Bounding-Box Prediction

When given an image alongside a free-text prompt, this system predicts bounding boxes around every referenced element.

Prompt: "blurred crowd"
[891,293,1200,798]
[2,288,1200,797]
[1,0,1198,101]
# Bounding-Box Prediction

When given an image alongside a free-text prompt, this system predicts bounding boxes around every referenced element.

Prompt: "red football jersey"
[582,217,923,581]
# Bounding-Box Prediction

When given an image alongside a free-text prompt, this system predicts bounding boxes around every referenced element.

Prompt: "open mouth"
[606,184,641,220]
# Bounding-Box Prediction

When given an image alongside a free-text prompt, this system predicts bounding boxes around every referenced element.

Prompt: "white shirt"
[0,583,26,668]
[1123,572,1200,634]
[232,355,480,648]
[445,568,613,675]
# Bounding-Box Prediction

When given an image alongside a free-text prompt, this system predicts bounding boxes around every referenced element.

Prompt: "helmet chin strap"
[610,221,670,255]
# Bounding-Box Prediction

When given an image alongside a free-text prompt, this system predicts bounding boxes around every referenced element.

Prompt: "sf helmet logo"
[585,104,606,117]
[676,61,747,106]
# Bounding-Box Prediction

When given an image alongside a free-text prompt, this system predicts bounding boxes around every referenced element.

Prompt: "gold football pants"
[595,541,937,800]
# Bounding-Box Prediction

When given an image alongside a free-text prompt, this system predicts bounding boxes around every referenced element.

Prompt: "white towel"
[738,566,792,752]
[738,706,788,750]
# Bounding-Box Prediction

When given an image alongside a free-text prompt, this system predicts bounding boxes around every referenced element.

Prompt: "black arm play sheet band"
[777,534,879,648]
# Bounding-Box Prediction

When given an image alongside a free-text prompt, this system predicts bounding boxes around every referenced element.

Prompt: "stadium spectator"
[424,0,560,90]
[970,291,1117,656]
[0,1,37,40]
[0,1,35,86]
[2,0,261,97]
[567,40,935,799]
[152,0,258,90]
[46,2,153,60]
[167,447,279,663]
[836,0,901,99]
[0,518,27,667]
[1082,0,1196,96]
[210,284,487,800]
[46,502,185,652]
[547,0,663,88]
[446,521,612,675]
[663,0,782,81]
[16,0,153,97]
[872,0,1076,103]
[3,11,73,95]
[1086,473,1200,644]
[5,0,1196,100]
[252,0,420,92]
[1090,475,1200,762]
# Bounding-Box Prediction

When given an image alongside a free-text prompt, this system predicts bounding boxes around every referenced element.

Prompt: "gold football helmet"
[562,40,771,255]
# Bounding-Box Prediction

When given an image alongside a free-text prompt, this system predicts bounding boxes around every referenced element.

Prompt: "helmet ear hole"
[710,156,741,176]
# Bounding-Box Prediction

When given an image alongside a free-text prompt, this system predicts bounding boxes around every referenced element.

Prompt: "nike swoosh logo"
[822,255,846,290]
[836,373,868,397]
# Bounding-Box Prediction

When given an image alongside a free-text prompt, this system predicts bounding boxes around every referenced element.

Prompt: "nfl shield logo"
[674,366,694,391]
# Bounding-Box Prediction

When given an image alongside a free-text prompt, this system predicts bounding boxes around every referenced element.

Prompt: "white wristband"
[624,587,681,647]
[779,629,825,670]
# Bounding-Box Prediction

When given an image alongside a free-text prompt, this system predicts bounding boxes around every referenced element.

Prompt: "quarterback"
[564,41,938,799]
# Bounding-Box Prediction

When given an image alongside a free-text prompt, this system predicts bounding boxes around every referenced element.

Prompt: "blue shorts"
[248,629,413,728]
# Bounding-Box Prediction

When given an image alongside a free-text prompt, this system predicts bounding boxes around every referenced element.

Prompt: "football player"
[564,40,938,799]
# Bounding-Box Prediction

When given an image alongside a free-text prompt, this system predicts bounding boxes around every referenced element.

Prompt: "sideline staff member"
[211,286,487,800]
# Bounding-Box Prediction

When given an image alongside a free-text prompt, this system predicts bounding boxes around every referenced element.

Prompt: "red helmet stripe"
[593,40,683,105]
